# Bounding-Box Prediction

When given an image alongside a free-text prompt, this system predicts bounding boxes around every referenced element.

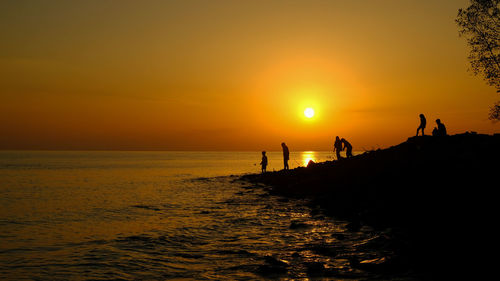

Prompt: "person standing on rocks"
[341,138,353,159]
[281,142,289,170]
[416,113,426,136]
[260,151,268,173]
[333,136,343,160]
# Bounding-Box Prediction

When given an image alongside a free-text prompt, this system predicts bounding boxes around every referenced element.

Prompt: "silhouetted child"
[416,114,426,136]
[432,119,447,136]
[341,138,353,158]
[260,151,268,173]
[333,136,343,160]
[281,142,289,170]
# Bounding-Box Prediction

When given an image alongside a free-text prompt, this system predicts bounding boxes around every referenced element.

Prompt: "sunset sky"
[1,0,498,151]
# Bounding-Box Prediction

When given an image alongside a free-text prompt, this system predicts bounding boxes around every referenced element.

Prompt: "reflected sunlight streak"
[301,151,316,167]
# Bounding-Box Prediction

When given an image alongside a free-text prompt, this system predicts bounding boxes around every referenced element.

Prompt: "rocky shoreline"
[242,133,500,279]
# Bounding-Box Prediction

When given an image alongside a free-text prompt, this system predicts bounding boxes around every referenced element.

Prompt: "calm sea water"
[0,151,410,280]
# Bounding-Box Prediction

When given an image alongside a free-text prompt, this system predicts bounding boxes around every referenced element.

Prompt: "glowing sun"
[304,107,315,118]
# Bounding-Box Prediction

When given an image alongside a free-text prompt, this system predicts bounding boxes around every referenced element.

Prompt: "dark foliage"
[490,100,500,120]
[457,0,500,119]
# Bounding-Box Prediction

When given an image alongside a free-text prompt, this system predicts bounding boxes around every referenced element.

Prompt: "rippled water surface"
[0,151,412,280]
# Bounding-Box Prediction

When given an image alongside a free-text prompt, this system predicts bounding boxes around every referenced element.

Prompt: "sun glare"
[304,107,315,118]
[302,151,316,167]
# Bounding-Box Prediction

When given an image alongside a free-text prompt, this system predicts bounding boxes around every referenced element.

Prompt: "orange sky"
[0,0,498,151]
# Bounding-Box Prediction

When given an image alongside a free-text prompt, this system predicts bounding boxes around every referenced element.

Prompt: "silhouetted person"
[432,119,447,136]
[333,136,343,160]
[416,114,426,136]
[260,151,268,173]
[281,142,289,170]
[432,127,438,136]
[341,138,353,158]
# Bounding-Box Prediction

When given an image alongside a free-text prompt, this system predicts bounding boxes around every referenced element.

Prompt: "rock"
[256,264,287,276]
[309,244,337,257]
[291,252,301,258]
[345,221,362,232]
[263,255,289,267]
[256,256,289,276]
[306,262,326,277]
[289,220,310,229]
[331,233,345,240]
[242,133,500,279]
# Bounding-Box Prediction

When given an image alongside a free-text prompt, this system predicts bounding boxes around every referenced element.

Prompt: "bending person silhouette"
[341,138,353,159]
[260,151,268,173]
[333,136,343,160]
[432,119,447,136]
[416,114,426,136]
[281,142,289,170]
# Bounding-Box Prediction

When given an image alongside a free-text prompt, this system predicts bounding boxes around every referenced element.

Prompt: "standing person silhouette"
[260,151,268,173]
[416,114,426,136]
[281,142,289,170]
[333,136,343,160]
[341,138,353,159]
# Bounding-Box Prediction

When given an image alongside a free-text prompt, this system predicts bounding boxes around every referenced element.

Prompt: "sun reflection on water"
[301,151,316,167]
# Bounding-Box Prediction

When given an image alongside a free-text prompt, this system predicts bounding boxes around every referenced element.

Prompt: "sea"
[0,151,412,280]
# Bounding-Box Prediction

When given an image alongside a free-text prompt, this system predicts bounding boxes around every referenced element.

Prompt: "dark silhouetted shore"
[242,133,500,279]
